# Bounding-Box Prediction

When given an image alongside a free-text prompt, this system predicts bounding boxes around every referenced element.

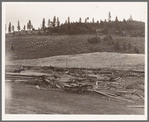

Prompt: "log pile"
[5,66,145,103]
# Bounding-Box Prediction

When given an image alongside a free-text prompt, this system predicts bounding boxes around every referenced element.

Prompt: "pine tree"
[129,15,133,21]
[23,25,26,30]
[115,16,119,30]
[17,21,20,31]
[29,20,32,30]
[68,17,70,24]
[57,17,60,27]
[12,25,14,32]
[68,17,70,33]
[85,18,87,24]
[8,22,11,33]
[42,18,45,30]
[79,17,81,23]
[48,19,51,27]
[27,23,29,30]
[108,12,111,22]
[92,18,94,23]
[53,16,56,28]
[123,18,126,23]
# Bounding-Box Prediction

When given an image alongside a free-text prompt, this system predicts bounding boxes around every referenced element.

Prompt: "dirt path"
[5,82,144,114]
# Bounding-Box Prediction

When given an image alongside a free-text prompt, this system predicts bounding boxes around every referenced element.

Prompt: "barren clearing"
[6,52,144,71]
[5,81,144,114]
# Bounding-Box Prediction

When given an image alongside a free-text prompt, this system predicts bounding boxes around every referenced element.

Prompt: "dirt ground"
[5,82,144,114]
[5,77,144,114]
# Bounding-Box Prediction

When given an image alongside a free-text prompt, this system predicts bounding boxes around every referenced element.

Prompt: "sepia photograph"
[2,2,147,120]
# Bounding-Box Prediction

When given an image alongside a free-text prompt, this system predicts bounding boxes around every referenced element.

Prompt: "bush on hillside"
[122,42,126,50]
[38,31,41,35]
[103,35,113,41]
[127,43,132,49]
[134,47,139,53]
[108,40,115,45]
[114,42,120,50]
[88,37,100,44]
[11,45,14,51]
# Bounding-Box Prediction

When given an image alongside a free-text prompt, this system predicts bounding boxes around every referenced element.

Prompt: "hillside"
[5,34,145,61]
[6,52,144,71]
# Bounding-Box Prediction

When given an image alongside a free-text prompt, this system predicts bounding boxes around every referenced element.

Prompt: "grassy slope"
[6,52,144,71]
[5,34,145,61]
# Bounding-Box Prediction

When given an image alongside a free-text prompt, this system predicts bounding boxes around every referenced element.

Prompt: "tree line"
[6,12,145,36]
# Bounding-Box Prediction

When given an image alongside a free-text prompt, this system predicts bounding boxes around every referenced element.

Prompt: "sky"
[3,2,147,31]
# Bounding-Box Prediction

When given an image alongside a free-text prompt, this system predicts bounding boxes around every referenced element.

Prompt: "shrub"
[38,31,41,35]
[134,47,139,53]
[114,42,120,50]
[88,37,100,44]
[103,35,113,41]
[108,41,114,45]
[122,42,126,50]
[127,43,131,49]
[11,45,14,51]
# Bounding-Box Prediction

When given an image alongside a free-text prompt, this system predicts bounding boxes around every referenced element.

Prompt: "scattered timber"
[127,105,144,108]
[88,89,135,103]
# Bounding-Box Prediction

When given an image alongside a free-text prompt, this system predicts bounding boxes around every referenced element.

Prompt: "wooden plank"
[135,92,144,100]
[6,72,50,77]
[5,80,29,82]
[88,89,134,103]
[127,105,144,108]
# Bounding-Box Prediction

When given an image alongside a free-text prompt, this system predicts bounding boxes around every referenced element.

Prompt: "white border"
[2,2,6,120]
[2,2,148,121]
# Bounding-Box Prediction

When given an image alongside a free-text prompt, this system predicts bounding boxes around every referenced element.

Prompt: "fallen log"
[6,72,51,78]
[127,105,144,108]
[134,92,144,100]
[88,89,134,103]
[5,80,29,82]
[93,89,118,97]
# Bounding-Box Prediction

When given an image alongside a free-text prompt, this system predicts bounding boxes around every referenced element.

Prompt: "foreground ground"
[5,81,144,114]
[5,65,144,114]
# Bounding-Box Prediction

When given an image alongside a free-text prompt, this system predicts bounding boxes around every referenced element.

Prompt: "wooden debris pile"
[5,66,144,103]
